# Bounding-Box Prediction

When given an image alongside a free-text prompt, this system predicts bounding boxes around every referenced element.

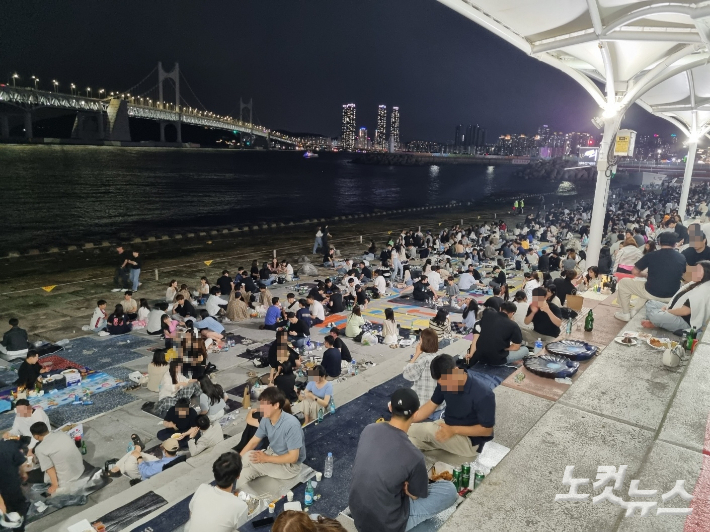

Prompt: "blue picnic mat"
[468,362,518,389]
[60,335,154,371]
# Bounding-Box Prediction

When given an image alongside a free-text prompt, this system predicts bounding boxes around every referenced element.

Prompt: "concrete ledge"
[132,238,142,243]
[67,245,77,251]
[28,249,40,255]
[161,236,170,240]
[83,243,94,249]
[174,234,183,239]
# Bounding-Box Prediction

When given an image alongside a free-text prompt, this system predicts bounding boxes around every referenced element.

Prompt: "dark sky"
[2,0,681,142]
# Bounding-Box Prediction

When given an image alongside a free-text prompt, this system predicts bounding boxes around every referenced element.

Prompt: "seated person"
[282,293,299,316]
[194,310,226,342]
[147,349,170,393]
[106,436,179,481]
[328,328,352,362]
[355,284,370,309]
[0,318,29,359]
[186,452,249,532]
[552,270,577,306]
[263,297,283,331]
[296,299,313,328]
[285,312,310,348]
[122,291,139,321]
[199,376,228,421]
[359,261,373,283]
[403,329,445,421]
[14,351,50,391]
[642,261,710,333]
[308,295,325,325]
[147,303,169,335]
[258,284,274,308]
[238,387,306,487]
[349,388,458,532]
[408,354,495,457]
[523,287,562,343]
[173,295,198,323]
[343,278,358,306]
[412,276,436,301]
[157,398,199,449]
[344,306,367,342]
[107,304,132,335]
[3,399,50,454]
[321,336,342,379]
[301,365,334,424]
[327,286,345,314]
[186,414,224,457]
[206,287,228,317]
[30,422,85,496]
[269,338,299,403]
[466,301,528,365]
[89,300,108,333]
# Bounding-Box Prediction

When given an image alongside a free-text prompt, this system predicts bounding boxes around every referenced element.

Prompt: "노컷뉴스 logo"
[555,466,692,517]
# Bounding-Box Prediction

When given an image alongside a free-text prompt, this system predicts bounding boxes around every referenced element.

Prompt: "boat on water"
[303,151,319,159]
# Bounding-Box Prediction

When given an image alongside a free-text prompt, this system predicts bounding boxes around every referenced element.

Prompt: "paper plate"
[614,337,638,346]
[524,354,580,379]
[545,340,599,361]
[647,337,677,350]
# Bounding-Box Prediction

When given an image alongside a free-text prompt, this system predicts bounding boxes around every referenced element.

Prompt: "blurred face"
[691,265,704,283]
[690,230,706,251]
[259,399,279,417]
[16,405,32,417]
[176,407,189,418]
[437,369,466,392]
[531,295,546,307]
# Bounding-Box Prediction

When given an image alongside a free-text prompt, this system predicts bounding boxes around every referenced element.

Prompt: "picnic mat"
[93,491,168,532]
[468,362,519,390]
[237,344,270,360]
[227,334,262,346]
[38,354,87,372]
[60,335,155,372]
[33,342,65,357]
[389,296,464,314]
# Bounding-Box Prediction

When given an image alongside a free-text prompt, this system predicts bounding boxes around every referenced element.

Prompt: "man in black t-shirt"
[173,295,198,323]
[216,271,234,297]
[328,328,352,362]
[321,336,342,378]
[15,351,49,390]
[682,224,710,267]
[466,302,527,366]
[157,399,199,449]
[0,438,30,530]
[113,246,131,289]
[524,287,562,342]
[358,261,372,282]
[615,232,686,321]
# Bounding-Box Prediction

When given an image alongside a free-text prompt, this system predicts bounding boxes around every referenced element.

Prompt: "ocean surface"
[0,146,556,253]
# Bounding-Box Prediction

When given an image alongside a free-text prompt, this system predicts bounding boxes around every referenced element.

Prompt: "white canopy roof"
[438,0,710,138]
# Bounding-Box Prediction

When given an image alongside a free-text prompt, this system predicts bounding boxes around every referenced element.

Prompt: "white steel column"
[586,114,622,267]
[678,141,698,221]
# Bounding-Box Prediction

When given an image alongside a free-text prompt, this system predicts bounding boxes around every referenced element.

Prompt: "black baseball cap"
[390,388,420,417]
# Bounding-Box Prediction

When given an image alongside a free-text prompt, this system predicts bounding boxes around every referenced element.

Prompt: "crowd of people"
[2,180,710,532]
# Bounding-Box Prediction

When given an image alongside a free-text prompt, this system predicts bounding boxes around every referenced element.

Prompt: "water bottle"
[534,338,543,355]
[324,452,334,479]
[304,480,314,506]
[350,360,357,376]
[566,319,572,336]
[329,397,336,415]
[317,408,324,422]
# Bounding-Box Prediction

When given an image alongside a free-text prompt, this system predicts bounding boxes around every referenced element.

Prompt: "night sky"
[2,0,682,142]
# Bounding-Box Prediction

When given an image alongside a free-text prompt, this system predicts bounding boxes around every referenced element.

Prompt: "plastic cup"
[315,472,322,481]
[287,491,294,502]
[268,503,275,514]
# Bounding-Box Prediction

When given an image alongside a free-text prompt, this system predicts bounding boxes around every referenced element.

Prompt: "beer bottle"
[584,310,594,332]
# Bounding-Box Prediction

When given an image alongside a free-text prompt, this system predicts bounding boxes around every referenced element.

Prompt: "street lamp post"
[52,80,58,92]
[86,87,92,97]
[99,89,105,97]
[31,76,39,89]
[70,83,76,96]
[12,73,19,87]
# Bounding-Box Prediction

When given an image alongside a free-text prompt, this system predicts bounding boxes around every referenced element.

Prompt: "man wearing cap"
[349,388,458,532]
[106,437,179,481]
[615,232,687,322]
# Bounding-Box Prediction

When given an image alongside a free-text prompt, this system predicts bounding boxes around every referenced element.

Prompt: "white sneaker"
[614,311,631,322]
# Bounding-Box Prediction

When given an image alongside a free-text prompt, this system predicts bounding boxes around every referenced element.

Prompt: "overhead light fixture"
[591,117,604,130]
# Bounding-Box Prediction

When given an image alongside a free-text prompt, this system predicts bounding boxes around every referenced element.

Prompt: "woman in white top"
[613,237,643,273]
[523,272,540,302]
[158,360,191,401]
[137,299,151,322]
[513,290,532,330]
[147,349,170,393]
[166,279,178,304]
[382,308,398,345]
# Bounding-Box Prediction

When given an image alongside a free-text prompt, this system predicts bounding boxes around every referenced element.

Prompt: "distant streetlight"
[70,83,76,95]
[12,73,19,87]
[31,76,39,89]
[52,80,58,92]
[86,87,92,97]
[99,89,105,97]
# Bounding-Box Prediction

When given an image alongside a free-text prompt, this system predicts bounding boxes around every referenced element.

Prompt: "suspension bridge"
[0,62,299,146]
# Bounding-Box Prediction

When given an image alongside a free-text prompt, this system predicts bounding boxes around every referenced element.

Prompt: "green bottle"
[687,327,696,350]
[584,310,594,332]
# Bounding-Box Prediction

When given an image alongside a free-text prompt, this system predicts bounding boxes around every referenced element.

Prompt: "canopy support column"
[587,114,622,267]
[678,141,698,221]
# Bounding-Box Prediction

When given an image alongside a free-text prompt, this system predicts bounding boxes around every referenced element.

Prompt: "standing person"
[237,387,306,488]
[114,246,130,289]
[402,329,444,420]
[349,388,458,532]
[513,200,518,214]
[408,354,495,457]
[30,422,85,496]
[127,250,142,292]
[321,226,331,254]
[313,226,323,255]
[301,365,334,424]
[186,452,248,532]
[615,232,687,322]
[519,198,524,215]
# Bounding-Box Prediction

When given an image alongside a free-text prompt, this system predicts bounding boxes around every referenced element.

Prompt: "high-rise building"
[375,105,387,150]
[454,124,463,151]
[464,124,473,151]
[358,127,367,149]
[390,107,400,150]
[538,125,551,144]
[341,103,356,151]
[476,128,486,151]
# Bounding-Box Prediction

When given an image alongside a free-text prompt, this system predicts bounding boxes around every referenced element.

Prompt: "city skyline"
[1,0,689,142]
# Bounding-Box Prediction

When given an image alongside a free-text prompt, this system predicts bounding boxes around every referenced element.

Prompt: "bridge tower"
[158,62,182,143]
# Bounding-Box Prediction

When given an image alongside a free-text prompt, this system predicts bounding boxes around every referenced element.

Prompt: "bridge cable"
[178,71,209,112]
[119,66,157,96]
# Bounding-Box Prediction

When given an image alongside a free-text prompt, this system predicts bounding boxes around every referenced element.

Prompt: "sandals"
[130,434,145,451]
